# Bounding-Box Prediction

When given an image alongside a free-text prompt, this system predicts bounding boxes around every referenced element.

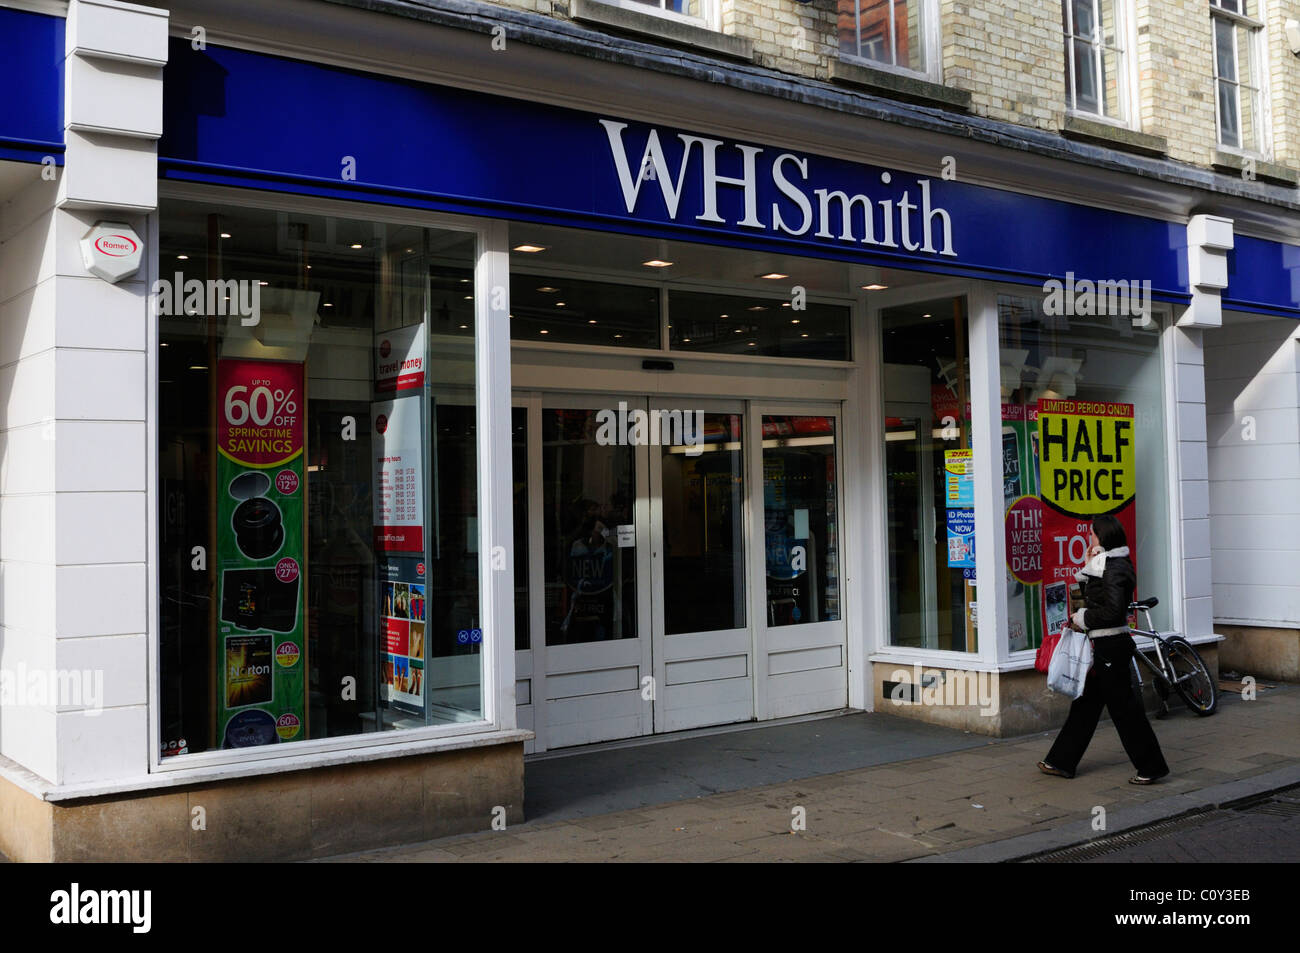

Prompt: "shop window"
[1062,0,1133,123]
[669,290,851,360]
[881,299,976,652]
[997,293,1171,654]
[511,273,661,349]
[838,0,936,76]
[763,416,841,627]
[1210,0,1267,154]
[157,198,481,759]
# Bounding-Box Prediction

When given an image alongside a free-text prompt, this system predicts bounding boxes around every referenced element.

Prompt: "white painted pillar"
[968,282,1008,668]
[475,219,517,730]
[46,0,167,785]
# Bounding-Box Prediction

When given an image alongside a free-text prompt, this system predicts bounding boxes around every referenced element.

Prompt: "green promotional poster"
[215,358,308,748]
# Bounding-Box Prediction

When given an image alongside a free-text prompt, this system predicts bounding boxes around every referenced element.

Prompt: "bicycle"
[1126,597,1218,717]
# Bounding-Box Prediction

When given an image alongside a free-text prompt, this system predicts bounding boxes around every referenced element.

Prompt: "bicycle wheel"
[1166,637,1217,715]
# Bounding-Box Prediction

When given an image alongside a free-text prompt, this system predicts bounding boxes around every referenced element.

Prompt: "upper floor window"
[612,0,713,27]
[1063,0,1132,123]
[838,0,936,77]
[1210,0,1267,154]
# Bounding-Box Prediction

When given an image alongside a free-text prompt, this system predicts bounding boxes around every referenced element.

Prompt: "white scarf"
[1075,545,1130,582]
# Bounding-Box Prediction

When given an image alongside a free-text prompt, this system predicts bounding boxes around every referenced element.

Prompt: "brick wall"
[471,0,1300,174]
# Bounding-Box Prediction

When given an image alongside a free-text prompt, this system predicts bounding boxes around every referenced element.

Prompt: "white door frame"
[530,392,654,751]
[648,397,753,734]
[749,400,850,721]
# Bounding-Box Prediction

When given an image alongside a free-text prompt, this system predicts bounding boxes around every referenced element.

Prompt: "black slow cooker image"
[232,496,285,560]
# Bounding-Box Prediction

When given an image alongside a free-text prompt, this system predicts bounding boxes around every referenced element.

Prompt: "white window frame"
[1210,0,1271,158]
[837,0,942,83]
[597,0,720,31]
[1063,0,1139,128]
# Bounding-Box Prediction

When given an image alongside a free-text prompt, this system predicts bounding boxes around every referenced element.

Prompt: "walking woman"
[1038,514,1170,784]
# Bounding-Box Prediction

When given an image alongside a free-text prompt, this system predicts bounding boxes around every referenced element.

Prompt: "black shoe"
[1038,760,1074,779]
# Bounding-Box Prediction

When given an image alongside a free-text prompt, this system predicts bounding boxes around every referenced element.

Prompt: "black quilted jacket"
[1078,554,1136,632]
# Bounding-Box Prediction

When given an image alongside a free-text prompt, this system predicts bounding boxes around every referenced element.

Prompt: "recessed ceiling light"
[306,265,312,270]
[406,248,413,253]
[587,319,597,324]
[459,324,468,329]
[861,283,888,291]
[220,233,231,239]
[463,295,473,300]
[514,244,547,253]
[801,333,809,338]
[791,319,800,324]
[683,337,691,343]
[160,342,169,347]
[643,259,673,268]
[747,342,757,347]
[923,313,932,318]
[323,302,333,308]
[747,306,766,312]
[720,314,729,319]
[176,254,188,260]
[350,243,363,249]
[781,302,791,308]
[188,364,208,370]
[537,286,559,293]
[258,281,269,286]
[555,302,566,307]
[734,328,744,333]
[759,272,789,280]
[539,329,549,334]
[614,333,623,339]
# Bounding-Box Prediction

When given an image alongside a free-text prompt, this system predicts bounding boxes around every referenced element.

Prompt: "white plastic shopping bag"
[1047,628,1092,699]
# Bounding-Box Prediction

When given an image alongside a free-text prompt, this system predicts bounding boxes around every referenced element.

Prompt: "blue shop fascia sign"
[150,40,1297,314]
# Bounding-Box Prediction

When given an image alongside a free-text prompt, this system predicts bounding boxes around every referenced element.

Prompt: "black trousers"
[1045,634,1169,777]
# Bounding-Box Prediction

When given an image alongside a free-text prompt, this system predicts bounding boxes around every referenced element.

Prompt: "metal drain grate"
[1236,799,1300,818]
[1020,810,1220,863]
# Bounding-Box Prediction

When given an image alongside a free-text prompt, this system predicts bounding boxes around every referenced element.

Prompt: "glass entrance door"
[649,400,751,733]
[537,396,652,748]
[751,406,849,719]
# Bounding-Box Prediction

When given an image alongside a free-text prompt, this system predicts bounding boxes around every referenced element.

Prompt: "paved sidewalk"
[324,684,1300,863]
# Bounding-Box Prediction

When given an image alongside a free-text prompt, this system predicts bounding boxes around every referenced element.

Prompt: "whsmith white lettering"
[601,119,956,257]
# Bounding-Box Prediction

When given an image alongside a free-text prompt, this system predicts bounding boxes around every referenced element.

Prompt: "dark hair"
[1092,514,1127,550]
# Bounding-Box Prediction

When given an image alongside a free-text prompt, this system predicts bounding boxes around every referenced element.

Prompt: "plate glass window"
[1063,0,1129,121]
[156,198,483,759]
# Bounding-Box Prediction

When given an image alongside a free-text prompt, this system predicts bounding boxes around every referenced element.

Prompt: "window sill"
[829,59,971,113]
[569,0,753,62]
[1212,150,1299,186]
[1061,115,1167,158]
[0,727,535,803]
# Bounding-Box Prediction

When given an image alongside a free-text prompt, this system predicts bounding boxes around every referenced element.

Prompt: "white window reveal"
[1063,0,1135,124]
[605,0,717,29]
[1210,0,1268,155]
[837,0,940,80]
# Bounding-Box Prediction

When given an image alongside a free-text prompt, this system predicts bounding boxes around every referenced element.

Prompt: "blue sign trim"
[1223,235,1300,318]
[1,9,64,161]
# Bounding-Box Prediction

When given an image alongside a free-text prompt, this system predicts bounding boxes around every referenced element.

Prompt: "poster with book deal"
[1037,399,1137,639]
[214,358,308,748]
